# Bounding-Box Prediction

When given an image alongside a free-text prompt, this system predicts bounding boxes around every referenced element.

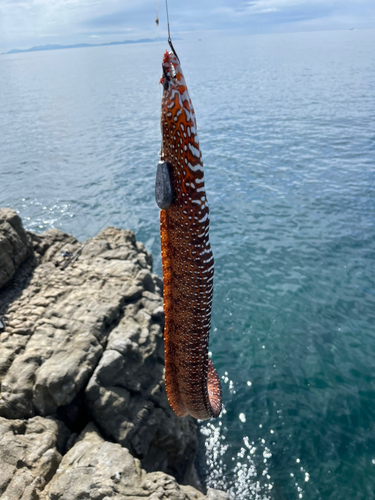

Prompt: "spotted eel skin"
[158,50,222,420]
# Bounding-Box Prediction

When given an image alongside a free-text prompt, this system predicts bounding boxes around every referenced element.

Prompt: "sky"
[0,0,374,51]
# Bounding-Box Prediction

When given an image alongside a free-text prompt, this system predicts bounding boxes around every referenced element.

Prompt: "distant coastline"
[2,38,158,55]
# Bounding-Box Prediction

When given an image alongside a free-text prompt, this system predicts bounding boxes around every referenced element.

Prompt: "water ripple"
[1,29,375,500]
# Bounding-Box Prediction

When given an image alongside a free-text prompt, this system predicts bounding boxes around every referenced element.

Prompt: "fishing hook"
[165,0,180,62]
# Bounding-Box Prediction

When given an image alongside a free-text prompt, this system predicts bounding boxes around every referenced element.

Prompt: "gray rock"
[0,208,29,246]
[85,296,198,484]
[0,416,70,500]
[28,227,79,263]
[206,488,232,500]
[42,423,223,500]
[0,213,230,499]
[0,226,151,419]
[0,221,198,483]
[0,208,32,289]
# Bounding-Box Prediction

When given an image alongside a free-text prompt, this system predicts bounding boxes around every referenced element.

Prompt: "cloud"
[85,9,144,29]
[0,0,150,49]
[210,0,375,34]
[214,0,374,21]
[0,0,374,50]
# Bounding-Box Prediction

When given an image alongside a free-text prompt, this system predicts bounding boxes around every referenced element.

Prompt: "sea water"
[1,29,375,499]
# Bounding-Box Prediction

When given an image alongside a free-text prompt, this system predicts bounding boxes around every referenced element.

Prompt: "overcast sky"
[0,0,374,51]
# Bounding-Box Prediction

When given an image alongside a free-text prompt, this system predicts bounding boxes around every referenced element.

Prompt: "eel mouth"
[161,50,179,90]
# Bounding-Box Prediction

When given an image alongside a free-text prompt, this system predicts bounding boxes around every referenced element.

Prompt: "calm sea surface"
[1,29,375,499]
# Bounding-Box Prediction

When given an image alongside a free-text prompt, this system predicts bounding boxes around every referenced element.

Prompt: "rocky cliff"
[0,207,229,500]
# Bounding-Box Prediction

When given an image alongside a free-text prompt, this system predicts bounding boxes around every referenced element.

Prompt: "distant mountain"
[3,39,157,55]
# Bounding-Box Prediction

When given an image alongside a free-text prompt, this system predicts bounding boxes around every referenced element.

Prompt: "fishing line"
[165,0,171,40]
[155,0,163,105]
[165,0,179,62]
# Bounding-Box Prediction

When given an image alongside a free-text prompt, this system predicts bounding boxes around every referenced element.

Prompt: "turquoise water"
[1,29,375,499]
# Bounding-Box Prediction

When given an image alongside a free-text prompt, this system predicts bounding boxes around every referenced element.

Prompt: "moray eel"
[156,50,222,420]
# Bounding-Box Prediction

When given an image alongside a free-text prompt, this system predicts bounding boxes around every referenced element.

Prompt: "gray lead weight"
[155,161,174,210]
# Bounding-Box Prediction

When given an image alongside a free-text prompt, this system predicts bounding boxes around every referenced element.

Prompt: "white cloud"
[0,0,374,50]
[0,0,149,49]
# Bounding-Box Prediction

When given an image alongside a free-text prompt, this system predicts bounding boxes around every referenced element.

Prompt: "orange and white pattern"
[159,50,222,420]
